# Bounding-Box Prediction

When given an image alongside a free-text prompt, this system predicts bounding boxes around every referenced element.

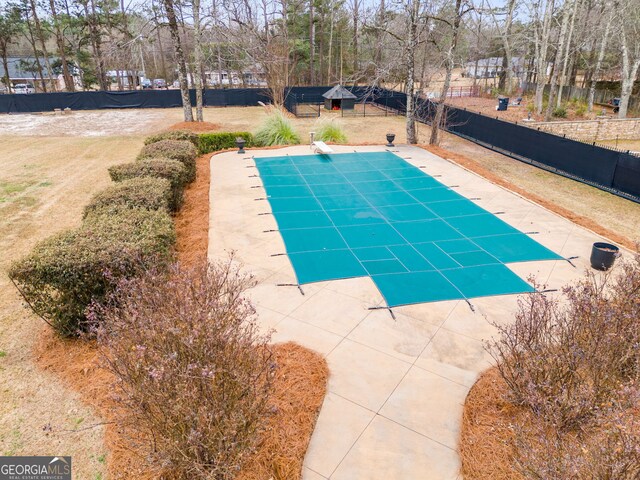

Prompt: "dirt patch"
[420,144,637,251]
[168,121,222,132]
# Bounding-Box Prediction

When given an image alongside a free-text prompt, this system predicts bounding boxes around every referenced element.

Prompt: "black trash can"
[590,242,620,271]
[497,97,509,111]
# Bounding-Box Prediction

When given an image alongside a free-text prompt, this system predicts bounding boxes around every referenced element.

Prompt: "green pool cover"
[254,151,563,307]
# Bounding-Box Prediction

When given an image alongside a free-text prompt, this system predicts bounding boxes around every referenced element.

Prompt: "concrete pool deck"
[208,144,609,479]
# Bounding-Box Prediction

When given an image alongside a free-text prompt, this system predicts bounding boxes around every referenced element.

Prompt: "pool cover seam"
[325,152,468,304]
[366,151,506,268]
[283,155,373,285]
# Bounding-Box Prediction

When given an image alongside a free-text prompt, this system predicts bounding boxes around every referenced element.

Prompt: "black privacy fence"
[1,85,637,201]
[284,86,407,109]
[0,88,271,113]
[374,90,640,202]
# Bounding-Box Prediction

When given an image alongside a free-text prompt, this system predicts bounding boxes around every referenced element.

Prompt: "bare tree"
[430,0,471,145]
[616,0,640,118]
[529,0,555,114]
[488,0,518,94]
[587,1,613,111]
[163,0,193,121]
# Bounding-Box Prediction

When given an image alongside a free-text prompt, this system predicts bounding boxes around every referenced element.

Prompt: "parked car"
[14,83,36,94]
[141,79,153,89]
[153,78,167,89]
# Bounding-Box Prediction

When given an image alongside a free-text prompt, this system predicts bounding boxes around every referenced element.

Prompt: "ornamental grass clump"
[254,110,301,146]
[109,159,188,211]
[83,177,172,218]
[138,139,198,182]
[94,260,274,480]
[315,119,348,143]
[9,207,175,337]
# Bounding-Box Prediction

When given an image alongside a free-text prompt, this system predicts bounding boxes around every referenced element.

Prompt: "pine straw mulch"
[168,120,222,132]
[420,144,636,251]
[34,148,329,479]
[459,368,526,480]
[460,367,640,479]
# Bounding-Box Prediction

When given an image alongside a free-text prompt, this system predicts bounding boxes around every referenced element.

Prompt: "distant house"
[464,57,526,80]
[204,64,267,87]
[106,70,146,90]
[0,56,82,92]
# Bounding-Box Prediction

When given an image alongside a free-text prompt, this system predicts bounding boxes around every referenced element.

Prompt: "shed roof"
[322,85,357,99]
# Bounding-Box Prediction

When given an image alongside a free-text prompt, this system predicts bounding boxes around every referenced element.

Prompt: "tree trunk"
[534,0,555,114]
[309,0,315,84]
[49,0,75,91]
[430,0,463,145]
[88,0,108,90]
[30,0,56,91]
[556,0,581,107]
[404,0,420,144]
[1,48,11,93]
[352,0,359,82]
[545,0,571,120]
[23,17,47,92]
[192,0,204,121]
[163,0,193,121]
[588,6,613,112]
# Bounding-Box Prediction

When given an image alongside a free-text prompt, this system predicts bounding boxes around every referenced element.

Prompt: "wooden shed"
[323,85,357,111]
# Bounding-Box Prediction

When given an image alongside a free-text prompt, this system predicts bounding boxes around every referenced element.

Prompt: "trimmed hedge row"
[144,130,199,146]
[197,132,254,154]
[9,131,200,337]
[83,177,172,217]
[9,207,176,336]
[109,159,188,211]
[138,139,198,182]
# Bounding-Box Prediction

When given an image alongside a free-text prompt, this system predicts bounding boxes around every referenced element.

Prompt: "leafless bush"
[512,387,640,480]
[94,260,274,480]
[487,252,640,430]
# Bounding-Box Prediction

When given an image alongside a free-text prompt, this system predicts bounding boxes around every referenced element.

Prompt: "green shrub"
[138,140,197,182]
[315,119,348,143]
[144,130,199,146]
[197,132,254,154]
[553,106,568,118]
[254,110,301,146]
[83,178,172,217]
[109,160,187,211]
[9,207,176,337]
[575,104,587,117]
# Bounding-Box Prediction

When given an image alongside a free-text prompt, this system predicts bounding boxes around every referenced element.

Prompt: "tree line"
[1,0,639,133]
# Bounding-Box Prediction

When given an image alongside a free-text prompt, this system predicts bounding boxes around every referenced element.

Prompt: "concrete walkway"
[208,145,605,479]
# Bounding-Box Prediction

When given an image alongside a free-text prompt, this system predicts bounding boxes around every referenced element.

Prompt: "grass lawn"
[0,135,144,479]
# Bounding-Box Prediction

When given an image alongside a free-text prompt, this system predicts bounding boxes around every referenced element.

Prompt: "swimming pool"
[254,151,563,306]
